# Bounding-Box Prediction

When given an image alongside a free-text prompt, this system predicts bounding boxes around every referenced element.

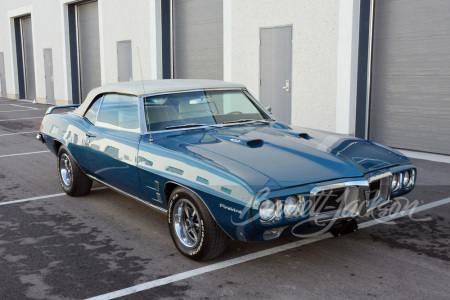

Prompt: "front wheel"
[57,146,92,196]
[168,187,229,261]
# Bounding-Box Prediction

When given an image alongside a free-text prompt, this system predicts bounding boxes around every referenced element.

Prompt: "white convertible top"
[73,79,246,116]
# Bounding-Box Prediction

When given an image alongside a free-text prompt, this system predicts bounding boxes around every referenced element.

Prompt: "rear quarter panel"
[41,113,91,173]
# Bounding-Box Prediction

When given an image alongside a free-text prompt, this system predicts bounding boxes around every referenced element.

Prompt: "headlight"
[405,169,415,188]
[284,195,306,219]
[402,170,410,187]
[259,199,282,223]
[259,200,275,221]
[392,173,400,191]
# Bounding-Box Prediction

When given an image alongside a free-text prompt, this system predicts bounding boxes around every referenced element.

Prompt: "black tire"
[168,187,229,261]
[57,146,92,197]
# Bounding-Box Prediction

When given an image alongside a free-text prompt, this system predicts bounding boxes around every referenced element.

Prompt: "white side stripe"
[85,197,450,300]
[0,150,50,158]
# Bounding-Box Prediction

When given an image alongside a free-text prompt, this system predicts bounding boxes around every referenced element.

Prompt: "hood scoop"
[299,133,312,140]
[220,137,264,148]
[246,139,264,148]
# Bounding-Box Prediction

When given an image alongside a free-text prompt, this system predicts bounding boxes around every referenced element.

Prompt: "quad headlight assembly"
[392,169,416,192]
[259,195,306,223]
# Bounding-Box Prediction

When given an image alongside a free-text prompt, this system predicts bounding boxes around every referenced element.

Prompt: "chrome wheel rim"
[59,153,73,187]
[173,199,201,248]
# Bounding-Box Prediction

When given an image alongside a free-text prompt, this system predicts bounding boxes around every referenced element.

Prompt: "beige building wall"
[225,0,340,132]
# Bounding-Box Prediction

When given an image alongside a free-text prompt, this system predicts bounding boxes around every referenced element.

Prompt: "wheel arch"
[53,139,63,155]
[163,181,235,240]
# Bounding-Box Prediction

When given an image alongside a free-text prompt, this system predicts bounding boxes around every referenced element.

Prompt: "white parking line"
[0,104,39,112]
[0,187,108,206]
[0,109,44,113]
[0,150,50,158]
[0,99,35,103]
[0,192,68,206]
[0,131,38,137]
[0,117,43,122]
[10,104,39,110]
[86,197,450,300]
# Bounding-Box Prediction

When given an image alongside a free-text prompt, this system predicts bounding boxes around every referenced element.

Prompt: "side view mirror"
[266,106,272,113]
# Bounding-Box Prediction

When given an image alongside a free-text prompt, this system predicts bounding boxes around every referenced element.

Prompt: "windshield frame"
[138,88,274,134]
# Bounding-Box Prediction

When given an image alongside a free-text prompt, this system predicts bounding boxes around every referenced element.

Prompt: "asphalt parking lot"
[0,97,449,300]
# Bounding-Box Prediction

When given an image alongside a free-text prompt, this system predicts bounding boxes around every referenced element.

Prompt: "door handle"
[282,80,290,92]
[86,133,96,138]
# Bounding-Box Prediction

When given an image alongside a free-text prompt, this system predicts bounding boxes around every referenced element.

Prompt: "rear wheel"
[57,146,92,196]
[168,187,229,261]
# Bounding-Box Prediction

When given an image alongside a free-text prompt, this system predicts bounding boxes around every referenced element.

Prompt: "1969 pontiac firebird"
[37,80,416,260]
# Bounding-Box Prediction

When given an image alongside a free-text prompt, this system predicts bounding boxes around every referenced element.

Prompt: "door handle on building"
[282,80,290,92]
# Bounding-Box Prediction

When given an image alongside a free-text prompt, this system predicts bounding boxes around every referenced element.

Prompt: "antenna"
[137,47,153,143]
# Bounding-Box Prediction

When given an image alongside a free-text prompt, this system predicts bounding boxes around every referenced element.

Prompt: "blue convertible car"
[37,80,416,260]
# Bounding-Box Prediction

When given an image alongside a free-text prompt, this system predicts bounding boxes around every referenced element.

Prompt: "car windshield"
[144,90,270,131]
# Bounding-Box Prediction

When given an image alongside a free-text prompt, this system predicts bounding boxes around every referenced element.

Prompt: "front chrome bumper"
[309,172,392,226]
[36,133,45,143]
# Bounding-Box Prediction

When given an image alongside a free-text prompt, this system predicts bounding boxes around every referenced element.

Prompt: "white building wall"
[225,0,340,132]
[0,0,359,134]
[100,0,154,85]
[0,0,66,103]
[0,0,157,104]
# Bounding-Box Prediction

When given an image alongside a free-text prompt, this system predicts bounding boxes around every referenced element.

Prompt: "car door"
[83,93,142,197]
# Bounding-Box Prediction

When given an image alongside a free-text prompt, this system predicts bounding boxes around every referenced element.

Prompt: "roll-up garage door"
[173,0,223,79]
[77,1,101,102]
[369,0,450,155]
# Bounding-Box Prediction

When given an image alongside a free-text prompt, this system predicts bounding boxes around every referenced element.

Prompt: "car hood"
[157,123,410,190]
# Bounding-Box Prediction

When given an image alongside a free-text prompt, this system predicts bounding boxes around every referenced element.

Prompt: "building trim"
[161,0,171,79]
[365,0,375,139]
[366,0,376,140]
[355,0,372,139]
[150,0,163,79]
[335,0,360,135]
[98,0,105,85]
[223,0,232,81]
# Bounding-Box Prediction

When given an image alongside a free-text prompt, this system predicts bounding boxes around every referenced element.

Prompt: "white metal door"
[260,26,292,124]
[0,52,6,98]
[44,49,55,104]
[21,17,36,100]
[117,41,132,82]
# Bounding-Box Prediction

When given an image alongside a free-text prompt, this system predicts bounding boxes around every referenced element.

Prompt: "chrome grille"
[313,188,346,213]
[309,172,392,225]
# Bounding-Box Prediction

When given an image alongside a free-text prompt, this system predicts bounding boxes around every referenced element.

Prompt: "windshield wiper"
[165,123,221,130]
[223,119,273,124]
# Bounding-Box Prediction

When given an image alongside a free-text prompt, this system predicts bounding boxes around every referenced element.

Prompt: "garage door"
[369,0,450,155]
[77,1,101,102]
[173,0,223,79]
